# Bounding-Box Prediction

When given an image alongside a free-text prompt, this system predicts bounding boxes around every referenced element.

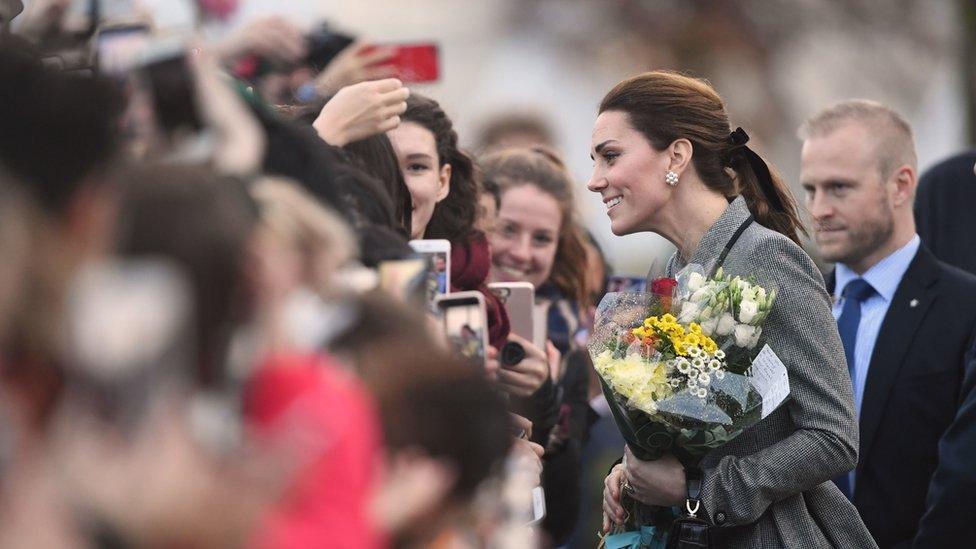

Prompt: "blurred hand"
[496,334,548,398]
[372,448,456,533]
[13,0,68,41]
[545,339,561,382]
[511,437,544,487]
[313,41,398,97]
[485,344,500,380]
[313,78,408,146]
[187,46,265,174]
[622,446,685,507]
[216,16,306,64]
[602,462,626,533]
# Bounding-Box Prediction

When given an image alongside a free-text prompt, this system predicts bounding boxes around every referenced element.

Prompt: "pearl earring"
[665,170,679,186]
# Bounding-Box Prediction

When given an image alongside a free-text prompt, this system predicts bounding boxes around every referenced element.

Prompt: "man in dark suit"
[913,343,976,547]
[799,100,976,548]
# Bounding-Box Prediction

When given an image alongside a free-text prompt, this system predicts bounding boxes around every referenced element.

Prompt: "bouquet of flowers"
[589,265,785,465]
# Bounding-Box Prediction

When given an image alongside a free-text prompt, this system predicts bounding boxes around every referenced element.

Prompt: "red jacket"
[244,354,385,549]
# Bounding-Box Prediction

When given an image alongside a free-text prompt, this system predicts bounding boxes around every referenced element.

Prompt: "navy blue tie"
[833,278,876,499]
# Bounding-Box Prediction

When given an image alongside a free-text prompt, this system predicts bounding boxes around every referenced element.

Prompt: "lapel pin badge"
[909,299,919,308]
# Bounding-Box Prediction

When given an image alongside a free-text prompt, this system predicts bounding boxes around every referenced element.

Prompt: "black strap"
[685,467,703,501]
[708,214,754,278]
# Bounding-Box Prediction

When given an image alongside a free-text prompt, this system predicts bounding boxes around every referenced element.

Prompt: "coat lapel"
[673,196,752,274]
[857,247,940,466]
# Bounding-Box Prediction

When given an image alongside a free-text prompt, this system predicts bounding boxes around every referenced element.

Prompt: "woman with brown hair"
[483,147,589,354]
[482,147,592,544]
[592,71,875,547]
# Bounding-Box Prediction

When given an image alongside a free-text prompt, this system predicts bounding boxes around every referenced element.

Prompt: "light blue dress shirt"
[833,234,920,492]
[832,234,921,415]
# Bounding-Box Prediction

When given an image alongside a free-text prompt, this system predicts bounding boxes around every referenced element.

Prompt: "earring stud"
[665,170,679,186]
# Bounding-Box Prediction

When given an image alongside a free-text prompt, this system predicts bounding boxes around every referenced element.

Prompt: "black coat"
[912,343,976,547]
[915,149,976,276]
[828,246,976,548]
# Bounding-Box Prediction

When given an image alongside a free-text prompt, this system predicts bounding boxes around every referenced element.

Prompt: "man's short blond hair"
[798,99,917,178]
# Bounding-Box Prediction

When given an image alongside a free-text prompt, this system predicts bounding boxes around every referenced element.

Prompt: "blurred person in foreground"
[116,163,386,548]
[914,149,976,276]
[328,294,541,548]
[0,40,123,472]
[800,100,976,548]
[482,147,594,544]
[593,71,872,547]
[0,45,277,548]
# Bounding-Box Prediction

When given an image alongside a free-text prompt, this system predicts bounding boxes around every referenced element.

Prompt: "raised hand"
[313,78,409,146]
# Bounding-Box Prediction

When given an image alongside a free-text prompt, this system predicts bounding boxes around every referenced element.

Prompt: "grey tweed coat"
[664,197,878,548]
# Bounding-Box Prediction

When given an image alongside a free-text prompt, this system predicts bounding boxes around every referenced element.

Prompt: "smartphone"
[95,24,150,78]
[138,46,204,137]
[530,486,546,525]
[378,257,428,308]
[370,42,439,83]
[435,291,488,368]
[304,25,355,71]
[488,282,537,347]
[409,239,451,300]
[606,275,647,294]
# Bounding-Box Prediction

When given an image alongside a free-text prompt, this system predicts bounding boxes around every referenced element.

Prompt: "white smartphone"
[409,239,451,299]
[435,291,488,368]
[488,282,536,347]
[530,486,546,525]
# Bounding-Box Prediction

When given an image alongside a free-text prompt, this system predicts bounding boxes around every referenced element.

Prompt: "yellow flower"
[592,350,672,415]
[702,337,718,354]
[661,314,677,324]
[672,337,688,356]
[684,333,701,348]
[689,323,702,335]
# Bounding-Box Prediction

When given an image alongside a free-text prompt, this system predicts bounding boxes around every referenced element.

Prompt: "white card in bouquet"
[749,344,790,419]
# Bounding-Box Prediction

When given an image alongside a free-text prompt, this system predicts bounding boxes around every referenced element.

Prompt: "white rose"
[734,324,758,347]
[700,316,719,337]
[738,299,759,324]
[678,301,700,324]
[690,287,710,303]
[687,271,706,292]
[715,312,736,336]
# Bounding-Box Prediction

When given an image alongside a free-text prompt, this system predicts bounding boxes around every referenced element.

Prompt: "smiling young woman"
[483,147,589,353]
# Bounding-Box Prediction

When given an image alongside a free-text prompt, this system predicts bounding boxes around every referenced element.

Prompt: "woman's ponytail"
[725,128,807,246]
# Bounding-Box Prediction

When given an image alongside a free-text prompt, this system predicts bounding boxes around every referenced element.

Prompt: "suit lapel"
[857,247,941,466]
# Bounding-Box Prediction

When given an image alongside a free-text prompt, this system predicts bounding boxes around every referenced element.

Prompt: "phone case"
[488,282,534,345]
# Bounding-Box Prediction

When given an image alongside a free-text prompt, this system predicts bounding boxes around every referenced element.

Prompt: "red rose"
[650,277,678,298]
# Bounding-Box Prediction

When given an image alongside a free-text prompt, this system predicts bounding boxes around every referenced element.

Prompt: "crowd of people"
[1,2,975,548]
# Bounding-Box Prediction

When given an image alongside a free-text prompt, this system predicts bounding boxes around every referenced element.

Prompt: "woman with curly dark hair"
[390,94,479,242]
[388,93,513,350]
